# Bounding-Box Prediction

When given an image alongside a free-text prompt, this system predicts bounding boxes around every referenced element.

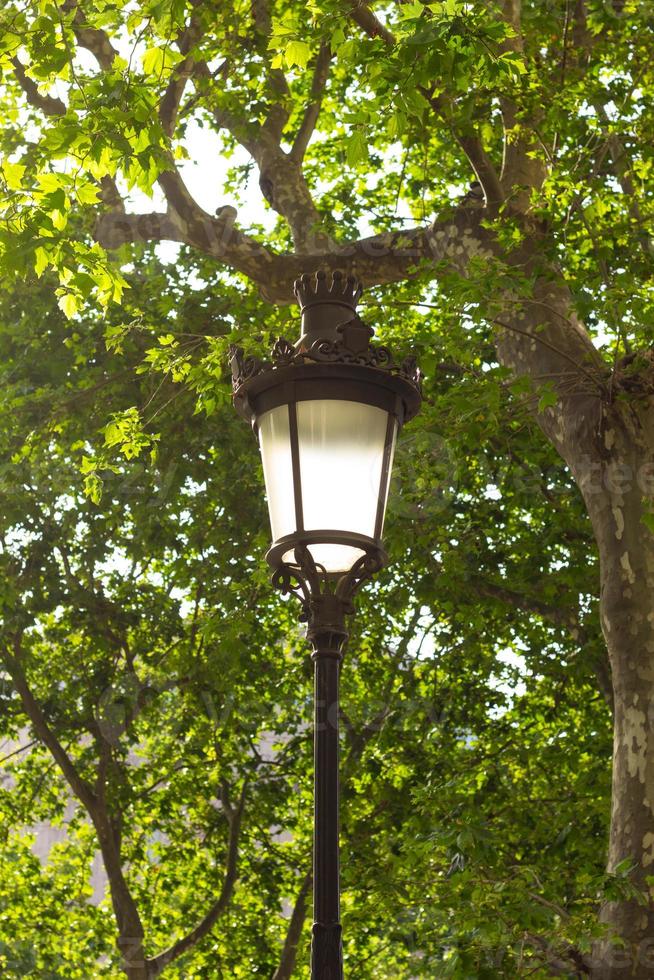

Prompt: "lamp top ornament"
[294,270,363,348]
[229,270,422,427]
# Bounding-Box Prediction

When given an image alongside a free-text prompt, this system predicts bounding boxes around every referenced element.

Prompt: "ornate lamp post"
[229,271,421,979]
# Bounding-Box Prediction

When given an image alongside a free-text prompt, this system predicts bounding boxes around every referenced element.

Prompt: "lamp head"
[229,271,421,589]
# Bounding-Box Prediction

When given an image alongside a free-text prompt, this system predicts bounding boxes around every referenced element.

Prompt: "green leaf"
[75,182,100,205]
[284,40,311,69]
[57,292,80,319]
[34,247,49,277]
[1,161,26,190]
[83,471,103,503]
[347,129,368,166]
[141,46,180,75]
[537,386,558,413]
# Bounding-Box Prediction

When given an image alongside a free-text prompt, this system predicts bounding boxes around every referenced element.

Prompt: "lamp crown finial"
[293,270,363,313]
[294,271,363,347]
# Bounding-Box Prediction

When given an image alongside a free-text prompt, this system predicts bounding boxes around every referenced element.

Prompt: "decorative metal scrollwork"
[270,542,385,631]
[228,316,422,396]
[228,346,268,388]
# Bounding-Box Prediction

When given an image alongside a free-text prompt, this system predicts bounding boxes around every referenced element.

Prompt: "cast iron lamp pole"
[229,272,421,978]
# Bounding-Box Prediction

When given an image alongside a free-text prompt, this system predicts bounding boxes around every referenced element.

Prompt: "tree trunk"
[493,255,654,973]
[578,407,654,978]
[93,815,150,979]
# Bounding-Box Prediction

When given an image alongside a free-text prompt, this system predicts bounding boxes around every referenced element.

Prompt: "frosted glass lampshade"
[258,399,397,574]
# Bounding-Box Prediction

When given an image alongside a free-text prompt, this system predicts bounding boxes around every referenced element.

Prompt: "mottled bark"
[487,242,654,974]
[95,194,494,303]
[581,404,654,979]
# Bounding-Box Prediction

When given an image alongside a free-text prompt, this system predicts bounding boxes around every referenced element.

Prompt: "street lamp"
[229,271,421,979]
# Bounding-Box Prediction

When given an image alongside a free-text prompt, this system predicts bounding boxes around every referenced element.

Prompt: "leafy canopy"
[1,0,651,975]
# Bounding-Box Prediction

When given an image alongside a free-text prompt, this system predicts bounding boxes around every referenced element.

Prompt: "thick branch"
[11,58,66,116]
[95,196,491,302]
[349,1,396,44]
[62,0,119,70]
[186,61,327,249]
[494,0,547,206]
[499,98,547,207]
[290,44,332,163]
[182,53,327,249]
[272,872,312,980]
[453,133,505,208]
[148,782,247,975]
[525,932,591,975]
[2,636,147,974]
[502,0,523,45]
[99,174,125,212]
[94,799,148,977]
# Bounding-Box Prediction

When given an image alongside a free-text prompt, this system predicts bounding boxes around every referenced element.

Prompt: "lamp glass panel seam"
[374,409,399,540]
[288,401,304,533]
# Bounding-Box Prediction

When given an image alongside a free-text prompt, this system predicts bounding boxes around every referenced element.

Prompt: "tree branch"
[525,931,592,975]
[290,43,332,163]
[2,635,147,974]
[475,578,614,711]
[168,22,329,252]
[349,1,396,45]
[10,57,66,116]
[592,100,654,259]
[94,194,491,302]
[348,3,504,207]
[11,54,123,212]
[1,636,97,811]
[62,0,119,70]
[272,871,312,980]
[453,134,505,209]
[159,3,205,138]
[253,0,291,144]
[501,0,523,49]
[148,781,247,975]
[475,578,582,632]
[187,60,259,155]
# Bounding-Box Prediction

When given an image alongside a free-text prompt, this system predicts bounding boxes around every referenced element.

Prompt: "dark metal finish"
[267,530,386,582]
[288,402,304,531]
[294,269,363,347]
[310,596,347,980]
[229,300,422,430]
[229,278,421,577]
[271,543,385,612]
[374,407,398,540]
[243,365,417,429]
[228,271,422,979]
[311,650,343,977]
[271,545,383,980]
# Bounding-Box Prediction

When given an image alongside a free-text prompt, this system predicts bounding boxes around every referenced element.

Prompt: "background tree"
[0,0,653,977]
